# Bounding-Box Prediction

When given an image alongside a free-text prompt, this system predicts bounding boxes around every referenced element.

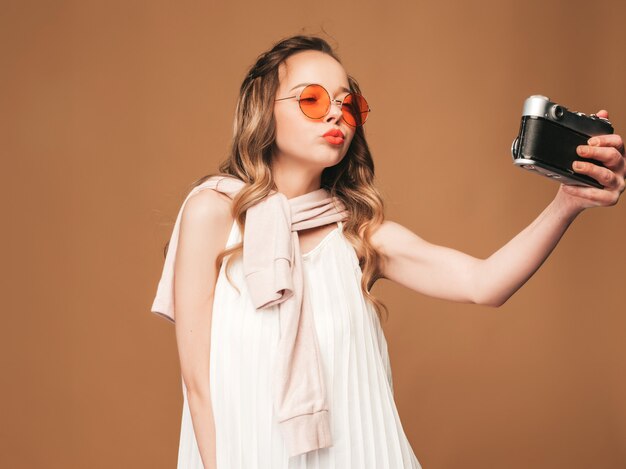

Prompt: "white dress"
[176,219,422,469]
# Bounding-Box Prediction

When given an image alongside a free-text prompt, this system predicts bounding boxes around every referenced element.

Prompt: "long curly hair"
[165,34,390,322]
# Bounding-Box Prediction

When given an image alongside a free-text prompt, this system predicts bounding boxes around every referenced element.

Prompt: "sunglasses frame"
[274,83,371,127]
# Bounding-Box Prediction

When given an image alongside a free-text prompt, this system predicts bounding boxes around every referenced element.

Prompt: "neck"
[271,157,323,199]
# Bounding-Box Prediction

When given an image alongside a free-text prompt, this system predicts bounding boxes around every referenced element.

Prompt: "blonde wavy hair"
[165,34,390,322]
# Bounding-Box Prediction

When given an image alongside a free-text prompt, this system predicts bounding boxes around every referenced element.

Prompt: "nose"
[325,99,344,123]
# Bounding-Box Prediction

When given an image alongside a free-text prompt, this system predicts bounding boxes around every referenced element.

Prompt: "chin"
[283,145,347,167]
[322,152,346,168]
[313,148,347,167]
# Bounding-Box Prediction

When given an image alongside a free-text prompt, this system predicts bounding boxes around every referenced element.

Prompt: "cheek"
[274,111,314,149]
[274,107,295,138]
[275,122,299,152]
[278,115,300,137]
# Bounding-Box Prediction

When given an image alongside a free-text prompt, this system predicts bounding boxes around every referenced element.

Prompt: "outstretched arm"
[372,198,580,308]
[374,111,624,308]
[474,195,582,307]
[480,111,624,307]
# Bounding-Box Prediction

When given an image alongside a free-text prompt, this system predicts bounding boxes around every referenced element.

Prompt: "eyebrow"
[289,82,351,94]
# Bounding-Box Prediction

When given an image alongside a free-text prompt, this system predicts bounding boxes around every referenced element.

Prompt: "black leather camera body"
[511,95,614,189]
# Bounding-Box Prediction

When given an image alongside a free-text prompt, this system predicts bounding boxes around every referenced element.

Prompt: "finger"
[577,144,623,166]
[587,134,625,156]
[561,184,620,206]
[596,109,609,119]
[572,160,619,188]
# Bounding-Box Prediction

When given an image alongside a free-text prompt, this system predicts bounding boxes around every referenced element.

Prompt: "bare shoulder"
[179,188,234,244]
[370,219,419,255]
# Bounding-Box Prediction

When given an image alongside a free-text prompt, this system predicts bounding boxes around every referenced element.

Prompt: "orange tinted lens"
[342,93,369,126]
[299,84,329,119]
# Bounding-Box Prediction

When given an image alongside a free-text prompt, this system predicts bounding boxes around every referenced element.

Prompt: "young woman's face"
[273,50,356,170]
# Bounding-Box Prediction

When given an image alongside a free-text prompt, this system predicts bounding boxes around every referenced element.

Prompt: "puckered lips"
[322,128,345,145]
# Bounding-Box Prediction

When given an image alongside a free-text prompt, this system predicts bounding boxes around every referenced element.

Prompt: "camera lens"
[511,137,520,158]
[550,105,564,120]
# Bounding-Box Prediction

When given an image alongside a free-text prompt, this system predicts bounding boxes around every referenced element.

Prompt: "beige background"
[2,0,625,468]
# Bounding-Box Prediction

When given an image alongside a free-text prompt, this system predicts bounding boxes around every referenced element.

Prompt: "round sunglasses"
[274,84,371,127]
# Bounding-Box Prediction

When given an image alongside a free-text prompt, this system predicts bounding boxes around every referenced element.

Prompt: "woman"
[151,35,625,468]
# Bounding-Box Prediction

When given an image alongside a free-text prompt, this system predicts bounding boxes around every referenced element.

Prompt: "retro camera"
[511,95,614,189]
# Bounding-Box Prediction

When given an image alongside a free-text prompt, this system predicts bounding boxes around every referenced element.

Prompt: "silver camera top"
[521,95,613,137]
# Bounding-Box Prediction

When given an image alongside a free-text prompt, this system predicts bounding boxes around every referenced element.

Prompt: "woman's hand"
[557,110,625,212]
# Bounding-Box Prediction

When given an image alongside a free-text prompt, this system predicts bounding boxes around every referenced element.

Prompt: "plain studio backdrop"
[2,1,625,468]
